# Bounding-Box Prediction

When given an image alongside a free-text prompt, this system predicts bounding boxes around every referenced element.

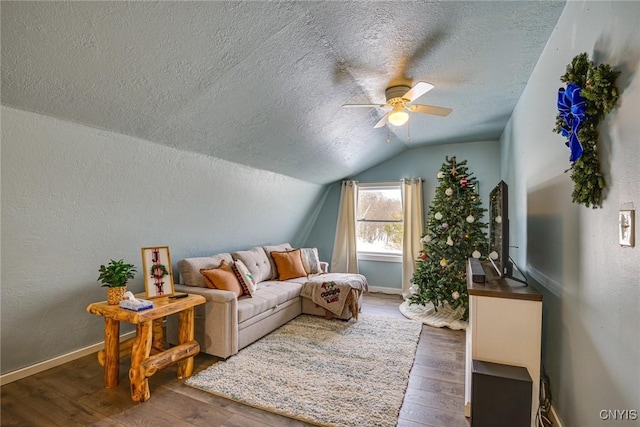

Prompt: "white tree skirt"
[399,299,468,330]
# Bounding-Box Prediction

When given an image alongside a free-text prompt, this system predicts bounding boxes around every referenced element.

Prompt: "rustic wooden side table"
[87,293,206,403]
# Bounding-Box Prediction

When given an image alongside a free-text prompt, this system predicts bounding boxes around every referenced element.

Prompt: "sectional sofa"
[167,243,367,359]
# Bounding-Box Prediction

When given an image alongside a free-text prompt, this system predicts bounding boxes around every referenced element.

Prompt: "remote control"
[169,293,188,299]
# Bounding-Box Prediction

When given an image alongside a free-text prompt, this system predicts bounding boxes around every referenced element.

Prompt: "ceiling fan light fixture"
[341,81,451,129]
[388,109,409,127]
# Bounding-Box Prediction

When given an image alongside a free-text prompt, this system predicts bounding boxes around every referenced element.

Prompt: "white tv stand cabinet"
[465,260,542,427]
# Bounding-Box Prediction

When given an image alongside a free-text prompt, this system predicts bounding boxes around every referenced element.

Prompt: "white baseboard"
[0,331,136,386]
[367,286,403,295]
[549,405,564,427]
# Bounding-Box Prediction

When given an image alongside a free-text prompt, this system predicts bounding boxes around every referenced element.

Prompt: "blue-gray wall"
[1,106,324,374]
[305,140,500,291]
[500,2,640,425]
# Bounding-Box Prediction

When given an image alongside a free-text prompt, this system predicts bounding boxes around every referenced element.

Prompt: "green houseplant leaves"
[97,259,137,288]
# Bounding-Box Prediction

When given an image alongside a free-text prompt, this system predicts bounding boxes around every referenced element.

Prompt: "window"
[356,183,403,262]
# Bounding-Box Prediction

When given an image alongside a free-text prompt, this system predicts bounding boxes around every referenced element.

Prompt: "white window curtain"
[401,178,424,297]
[331,180,359,273]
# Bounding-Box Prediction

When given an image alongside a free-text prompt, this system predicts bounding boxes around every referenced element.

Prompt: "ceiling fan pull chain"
[407,120,411,142]
[386,126,391,144]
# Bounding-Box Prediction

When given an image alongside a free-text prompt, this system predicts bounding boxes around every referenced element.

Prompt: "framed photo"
[619,210,635,247]
[141,246,175,298]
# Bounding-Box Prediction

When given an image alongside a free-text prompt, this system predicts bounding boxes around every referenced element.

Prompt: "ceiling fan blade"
[403,81,435,103]
[374,112,390,128]
[341,103,388,108]
[408,104,452,117]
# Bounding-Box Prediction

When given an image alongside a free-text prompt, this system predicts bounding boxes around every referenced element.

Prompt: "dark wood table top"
[467,260,542,302]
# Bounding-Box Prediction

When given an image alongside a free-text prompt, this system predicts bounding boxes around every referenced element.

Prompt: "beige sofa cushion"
[237,281,303,323]
[262,243,293,279]
[178,253,233,288]
[232,247,272,283]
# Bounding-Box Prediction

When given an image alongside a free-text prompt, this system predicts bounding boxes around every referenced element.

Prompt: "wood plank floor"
[1,293,469,427]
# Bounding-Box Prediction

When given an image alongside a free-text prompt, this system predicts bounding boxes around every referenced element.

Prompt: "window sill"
[357,253,402,263]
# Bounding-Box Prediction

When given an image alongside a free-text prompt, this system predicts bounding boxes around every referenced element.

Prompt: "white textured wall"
[500,2,640,426]
[0,106,323,374]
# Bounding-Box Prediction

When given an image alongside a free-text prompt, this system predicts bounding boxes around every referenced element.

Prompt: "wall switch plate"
[619,210,635,247]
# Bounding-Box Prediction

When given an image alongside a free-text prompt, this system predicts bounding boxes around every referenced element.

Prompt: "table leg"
[152,318,165,353]
[129,320,152,403]
[177,306,195,379]
[103,318,120,388]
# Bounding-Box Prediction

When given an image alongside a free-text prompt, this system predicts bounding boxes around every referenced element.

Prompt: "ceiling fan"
[342,81,452,128]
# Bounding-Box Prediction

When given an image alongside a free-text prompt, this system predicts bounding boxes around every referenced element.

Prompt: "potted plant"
[98,259,137,305]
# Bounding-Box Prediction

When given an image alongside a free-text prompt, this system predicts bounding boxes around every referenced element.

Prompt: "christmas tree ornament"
[437,171,445,179]
[420,253,428,260]
[434,212,443,220]
[472,250,481,259]
[466,215,475,223]
[442,222,448,228]
[452,291,460,300]
[421,235,432,244]
[409,285,418,295]
[451,167,457,176]
[460,177,467,188]
[445,188,453,196]
[489,251,499,260]
[495,215,502,224]
[446,236,454,246]
[440,258,448,267]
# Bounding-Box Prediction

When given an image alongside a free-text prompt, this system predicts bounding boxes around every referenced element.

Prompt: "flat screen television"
[488,180,513,278]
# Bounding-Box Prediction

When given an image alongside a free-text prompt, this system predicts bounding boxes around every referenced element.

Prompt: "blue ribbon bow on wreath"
[557,83,587,162]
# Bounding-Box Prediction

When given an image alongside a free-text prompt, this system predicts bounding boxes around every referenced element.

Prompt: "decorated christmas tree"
[409,156,487,320]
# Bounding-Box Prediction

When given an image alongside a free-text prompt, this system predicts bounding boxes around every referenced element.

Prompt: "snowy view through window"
[356,186,403,255]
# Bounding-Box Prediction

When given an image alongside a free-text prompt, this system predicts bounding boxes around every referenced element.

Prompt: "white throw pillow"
[234,259,257,296]
[299,247,321,274]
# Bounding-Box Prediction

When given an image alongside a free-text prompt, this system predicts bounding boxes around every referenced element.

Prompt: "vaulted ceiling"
[1,1,566,184]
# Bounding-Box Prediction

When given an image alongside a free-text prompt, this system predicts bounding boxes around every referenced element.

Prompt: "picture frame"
[141,246,175,298]
[619,210,635,247]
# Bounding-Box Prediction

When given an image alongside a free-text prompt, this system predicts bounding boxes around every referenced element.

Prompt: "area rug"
[399,299,468,330]
[185,314,422,427]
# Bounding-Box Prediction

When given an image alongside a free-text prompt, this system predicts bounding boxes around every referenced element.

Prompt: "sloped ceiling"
[1,1,566,184]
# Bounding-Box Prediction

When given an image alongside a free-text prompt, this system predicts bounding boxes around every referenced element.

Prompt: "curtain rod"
[341,178,424,185]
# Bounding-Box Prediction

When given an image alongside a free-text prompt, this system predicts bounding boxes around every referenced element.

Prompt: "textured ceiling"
[1,1,566,184]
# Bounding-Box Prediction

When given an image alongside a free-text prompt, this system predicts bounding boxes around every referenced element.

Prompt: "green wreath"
[554,53,619,208]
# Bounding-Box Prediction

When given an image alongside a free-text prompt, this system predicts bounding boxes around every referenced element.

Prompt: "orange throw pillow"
[271,249,307,281]
[200,260,243,297]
